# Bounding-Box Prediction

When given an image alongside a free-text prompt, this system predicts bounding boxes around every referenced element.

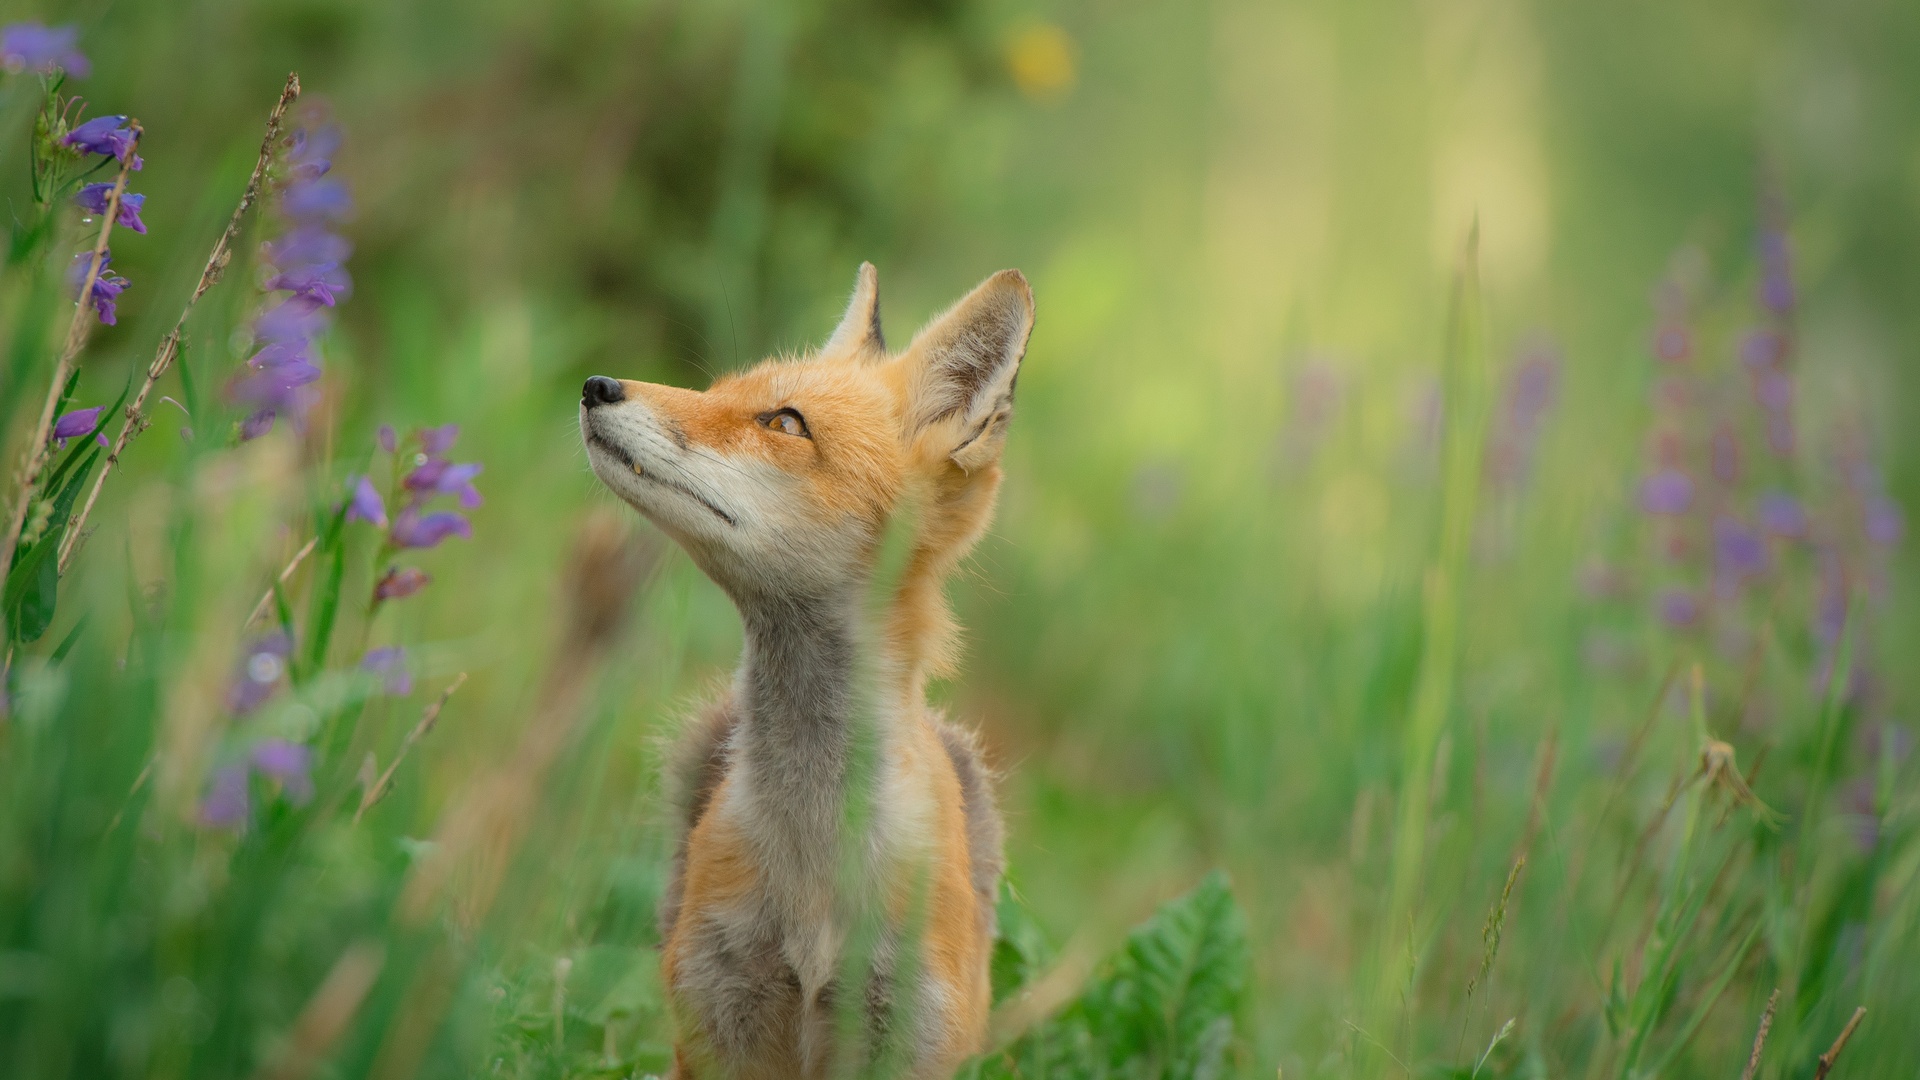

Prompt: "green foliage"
[969,872,1249,1080]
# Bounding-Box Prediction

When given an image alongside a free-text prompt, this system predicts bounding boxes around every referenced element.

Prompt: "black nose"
[582,376,625,409]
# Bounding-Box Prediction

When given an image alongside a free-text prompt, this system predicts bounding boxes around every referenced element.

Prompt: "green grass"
[2,1,1917,1077]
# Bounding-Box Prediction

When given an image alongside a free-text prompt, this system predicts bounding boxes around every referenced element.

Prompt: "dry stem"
[1738,988,1777,1080]
[253,940,385,1080]
[245,534,319,628]
[59,73,302,573]
[354,672,468,823]
[0,130,142,580]
[1812,1005,1866,1080]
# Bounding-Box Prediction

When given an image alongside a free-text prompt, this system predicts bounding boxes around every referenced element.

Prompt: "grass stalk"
[1366,221,1489,1072]
[1812,1006,1865,1080]
[1739,989,1779,1080]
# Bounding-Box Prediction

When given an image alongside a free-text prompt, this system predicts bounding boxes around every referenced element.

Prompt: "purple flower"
[1753,369,1793,414]
[265,262,350,305]
[240,410,278,441]
[228,356,321,415]
[1757,492,1807,538]
[253,295,331,343]
[403,460,483,509]
[419,424,459,457]
[63,114,141,169]
[226,631,291,715]
[199,763,251,828]
[374,566,431,601]
[281,177,353,221]
[1758,232,1795,314]
[1639,470,1693,516]
[346,476,388,529]
[288,123,342,180]
[1740,330,1784,370]
[360,647,413,696]
[52,406,108,449]
[1865,497,1904,548]
[73,183,146,234]
[1652,324,1690,363]
[1,22,89,76]
[390,508,472,549]
[68,250,129,325]
[249,739,314,804]
[1714,516,1767,580]
[1658,589,1701,629]
[262,225,351,271]
[378,425,397,454]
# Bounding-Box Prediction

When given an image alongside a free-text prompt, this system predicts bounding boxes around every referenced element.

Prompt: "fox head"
[580,264,1032,683]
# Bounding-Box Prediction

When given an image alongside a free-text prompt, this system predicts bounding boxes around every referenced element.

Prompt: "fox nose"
[582,375,625,409]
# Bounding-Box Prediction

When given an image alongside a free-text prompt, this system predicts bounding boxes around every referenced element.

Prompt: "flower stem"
[58,74,302,574]
[0,128,141,587]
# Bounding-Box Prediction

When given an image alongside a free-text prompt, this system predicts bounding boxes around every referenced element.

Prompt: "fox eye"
[759,408,810,438]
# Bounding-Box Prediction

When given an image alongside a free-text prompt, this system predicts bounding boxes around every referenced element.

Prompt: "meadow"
[1,1,1916,1077]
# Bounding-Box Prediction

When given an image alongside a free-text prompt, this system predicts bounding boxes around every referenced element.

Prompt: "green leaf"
[975,871,1248,1080]
[49,612,89,663]
[991,879,1053,1006]
[4,533,60,644]
[299,503,350,681]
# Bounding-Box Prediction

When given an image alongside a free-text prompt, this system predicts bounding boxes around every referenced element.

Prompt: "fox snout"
[581,374,625,408]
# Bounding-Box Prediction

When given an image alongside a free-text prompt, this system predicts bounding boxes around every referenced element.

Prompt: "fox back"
[579,264,1031,1078]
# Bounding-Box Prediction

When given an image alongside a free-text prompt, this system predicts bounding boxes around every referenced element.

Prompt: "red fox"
[579,265,1032,1078]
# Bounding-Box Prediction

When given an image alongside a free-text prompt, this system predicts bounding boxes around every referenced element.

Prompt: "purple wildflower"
[234,114,352,440]
[239,410,278,441]
[1658,589,1701,629]
[1714,515,1767,580]
[199,763,251,828]
[360,647,413,696]
[1639,470,1693,516]
[288,124,341,181]
[1,22,89,76]
[280,177,353,221]
[346,476,388,529]
[1710,426,1740,486]
[73,183,146,234]
[378,425,398,454]
[253,295,331,343]
[1740,330,1784,370]
[1758,231,1794,314]
[1865,497,1904,548]
[51,406,108,449]
[262,225,352,270]
[226,631,291,715]
[390,508,472,550]
[403,460,483,509]
[1757,492,1807,538]
[1487,343,1560,490]
[68,250,129,325]
[419,424,459,457]
[249,739,315,804]
[63,114,141,169]
[264,262,350,306]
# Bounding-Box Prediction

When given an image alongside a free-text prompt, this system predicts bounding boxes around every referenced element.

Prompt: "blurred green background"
[3,0,1917,1076]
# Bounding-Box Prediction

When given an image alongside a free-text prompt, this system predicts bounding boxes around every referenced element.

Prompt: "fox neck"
[729,587,889,901]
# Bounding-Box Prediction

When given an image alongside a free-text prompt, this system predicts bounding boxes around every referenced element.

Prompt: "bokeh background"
[3,0,1917,1076]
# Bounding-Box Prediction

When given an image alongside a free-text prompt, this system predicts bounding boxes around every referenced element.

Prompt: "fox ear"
[822,261,885,358]
[903,269,1033,472]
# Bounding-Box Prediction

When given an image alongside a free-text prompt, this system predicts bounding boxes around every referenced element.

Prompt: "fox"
[578,264,1033,1079]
